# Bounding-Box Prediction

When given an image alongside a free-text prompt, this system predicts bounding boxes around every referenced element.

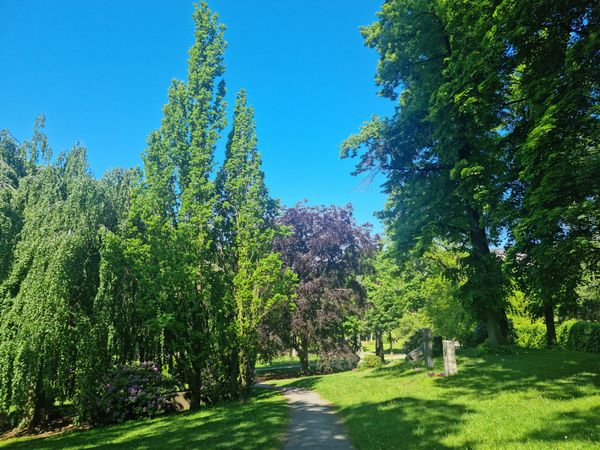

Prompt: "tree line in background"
[0,0,598,434]
[343,0,599,350]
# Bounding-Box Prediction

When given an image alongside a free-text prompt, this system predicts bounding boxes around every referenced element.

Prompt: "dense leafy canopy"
[343,0,599,345]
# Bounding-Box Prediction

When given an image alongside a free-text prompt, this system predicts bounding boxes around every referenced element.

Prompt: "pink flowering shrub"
[95,362,178,424]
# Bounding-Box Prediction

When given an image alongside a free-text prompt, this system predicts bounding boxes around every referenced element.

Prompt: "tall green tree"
[96,1,228,407]
[500,0,600,344]
[342,0,512,344]
[363,245,404,361]
[215,90,296,395]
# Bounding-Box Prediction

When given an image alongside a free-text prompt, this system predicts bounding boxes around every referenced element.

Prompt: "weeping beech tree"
[0,139,116,428]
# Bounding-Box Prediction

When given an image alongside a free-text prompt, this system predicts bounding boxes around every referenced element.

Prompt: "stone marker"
[407,347,423,361]
[423,328,433,369]
[443,340,458,375]
[357,348,365,360]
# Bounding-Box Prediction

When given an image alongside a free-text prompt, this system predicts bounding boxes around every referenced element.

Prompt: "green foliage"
[357,354,383,371]
[344,0,599,347]
[558,321,600,354]
[513,319,600,353]
[513,321,547,350]
[343,0,512,344]
[0,1,295,427]
[215,90,296,394]
[0,143,119,428]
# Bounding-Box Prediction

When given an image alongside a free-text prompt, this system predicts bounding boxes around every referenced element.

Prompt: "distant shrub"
[402,330,423,354]
[556,320,576,346]
[95,362,178,424]
[358,354,383,371]
[316,349,359,373]
[558,321,600,353]
[460,323,487,348]
[514,321,547,349]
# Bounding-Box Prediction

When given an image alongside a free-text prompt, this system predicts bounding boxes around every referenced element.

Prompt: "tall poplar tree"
[215,90,296,395]
[98,1,228,407]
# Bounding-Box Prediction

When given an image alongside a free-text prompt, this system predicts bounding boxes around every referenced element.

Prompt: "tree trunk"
[189,370,202,409]
[19,372,49,431]
[375,327,384,362]
[227,349,240,399]
[544,303,557,346]
[297,336,310,374]
[466,207,509,345]
[388,332,393,354]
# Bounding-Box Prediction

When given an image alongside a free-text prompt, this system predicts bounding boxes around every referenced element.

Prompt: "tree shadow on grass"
[0,389,287,450]
[523,405,600,445]
[435,349,600,401]
[337,395,473,450]
[278,375,473,449]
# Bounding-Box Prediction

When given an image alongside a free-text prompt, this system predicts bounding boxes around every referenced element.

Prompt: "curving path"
[255,383,353,450]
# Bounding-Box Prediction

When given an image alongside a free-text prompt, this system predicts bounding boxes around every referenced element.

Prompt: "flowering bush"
[95,362,178,424]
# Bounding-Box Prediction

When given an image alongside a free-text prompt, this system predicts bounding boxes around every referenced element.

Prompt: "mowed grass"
[273,348,600,449]
[0,388,287,450]
[362,340,404,354]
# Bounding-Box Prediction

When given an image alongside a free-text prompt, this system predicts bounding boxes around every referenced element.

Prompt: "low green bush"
[558,320,600,353]
[514,321,547,349]
[358,354,384,370]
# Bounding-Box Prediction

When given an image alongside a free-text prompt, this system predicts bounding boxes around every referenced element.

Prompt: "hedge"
[513,319,600,353]
[514,321,547,349]
[558,320,600,353]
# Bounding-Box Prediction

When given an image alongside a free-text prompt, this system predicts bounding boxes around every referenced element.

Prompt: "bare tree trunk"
[227,349,240,399]
[297,335,310,374]
[375,327,384,362]
[544,303,557,346]
[467,209,509,346]
[189,370,202,409]
[238,349,255,397]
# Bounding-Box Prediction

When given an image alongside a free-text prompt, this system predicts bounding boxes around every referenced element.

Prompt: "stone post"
[443,340,458,375]
[422,328,433,369]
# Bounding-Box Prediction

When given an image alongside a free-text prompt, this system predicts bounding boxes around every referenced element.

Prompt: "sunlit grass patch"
[0,388,287,450]
[273,348,600,449]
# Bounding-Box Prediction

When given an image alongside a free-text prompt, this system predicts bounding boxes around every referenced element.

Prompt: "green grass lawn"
[255,354,319,379]
[273,348,600,449]
[362,340,404,354]
[0,389,287,450]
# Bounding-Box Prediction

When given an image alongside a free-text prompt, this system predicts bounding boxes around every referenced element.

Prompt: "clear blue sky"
[0,1,393,231]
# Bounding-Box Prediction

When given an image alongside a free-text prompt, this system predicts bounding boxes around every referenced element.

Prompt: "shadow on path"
[256,383,353,450]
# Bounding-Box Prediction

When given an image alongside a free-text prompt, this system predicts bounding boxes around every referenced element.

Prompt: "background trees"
[272,204,376,373]
[499,0,600,344]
